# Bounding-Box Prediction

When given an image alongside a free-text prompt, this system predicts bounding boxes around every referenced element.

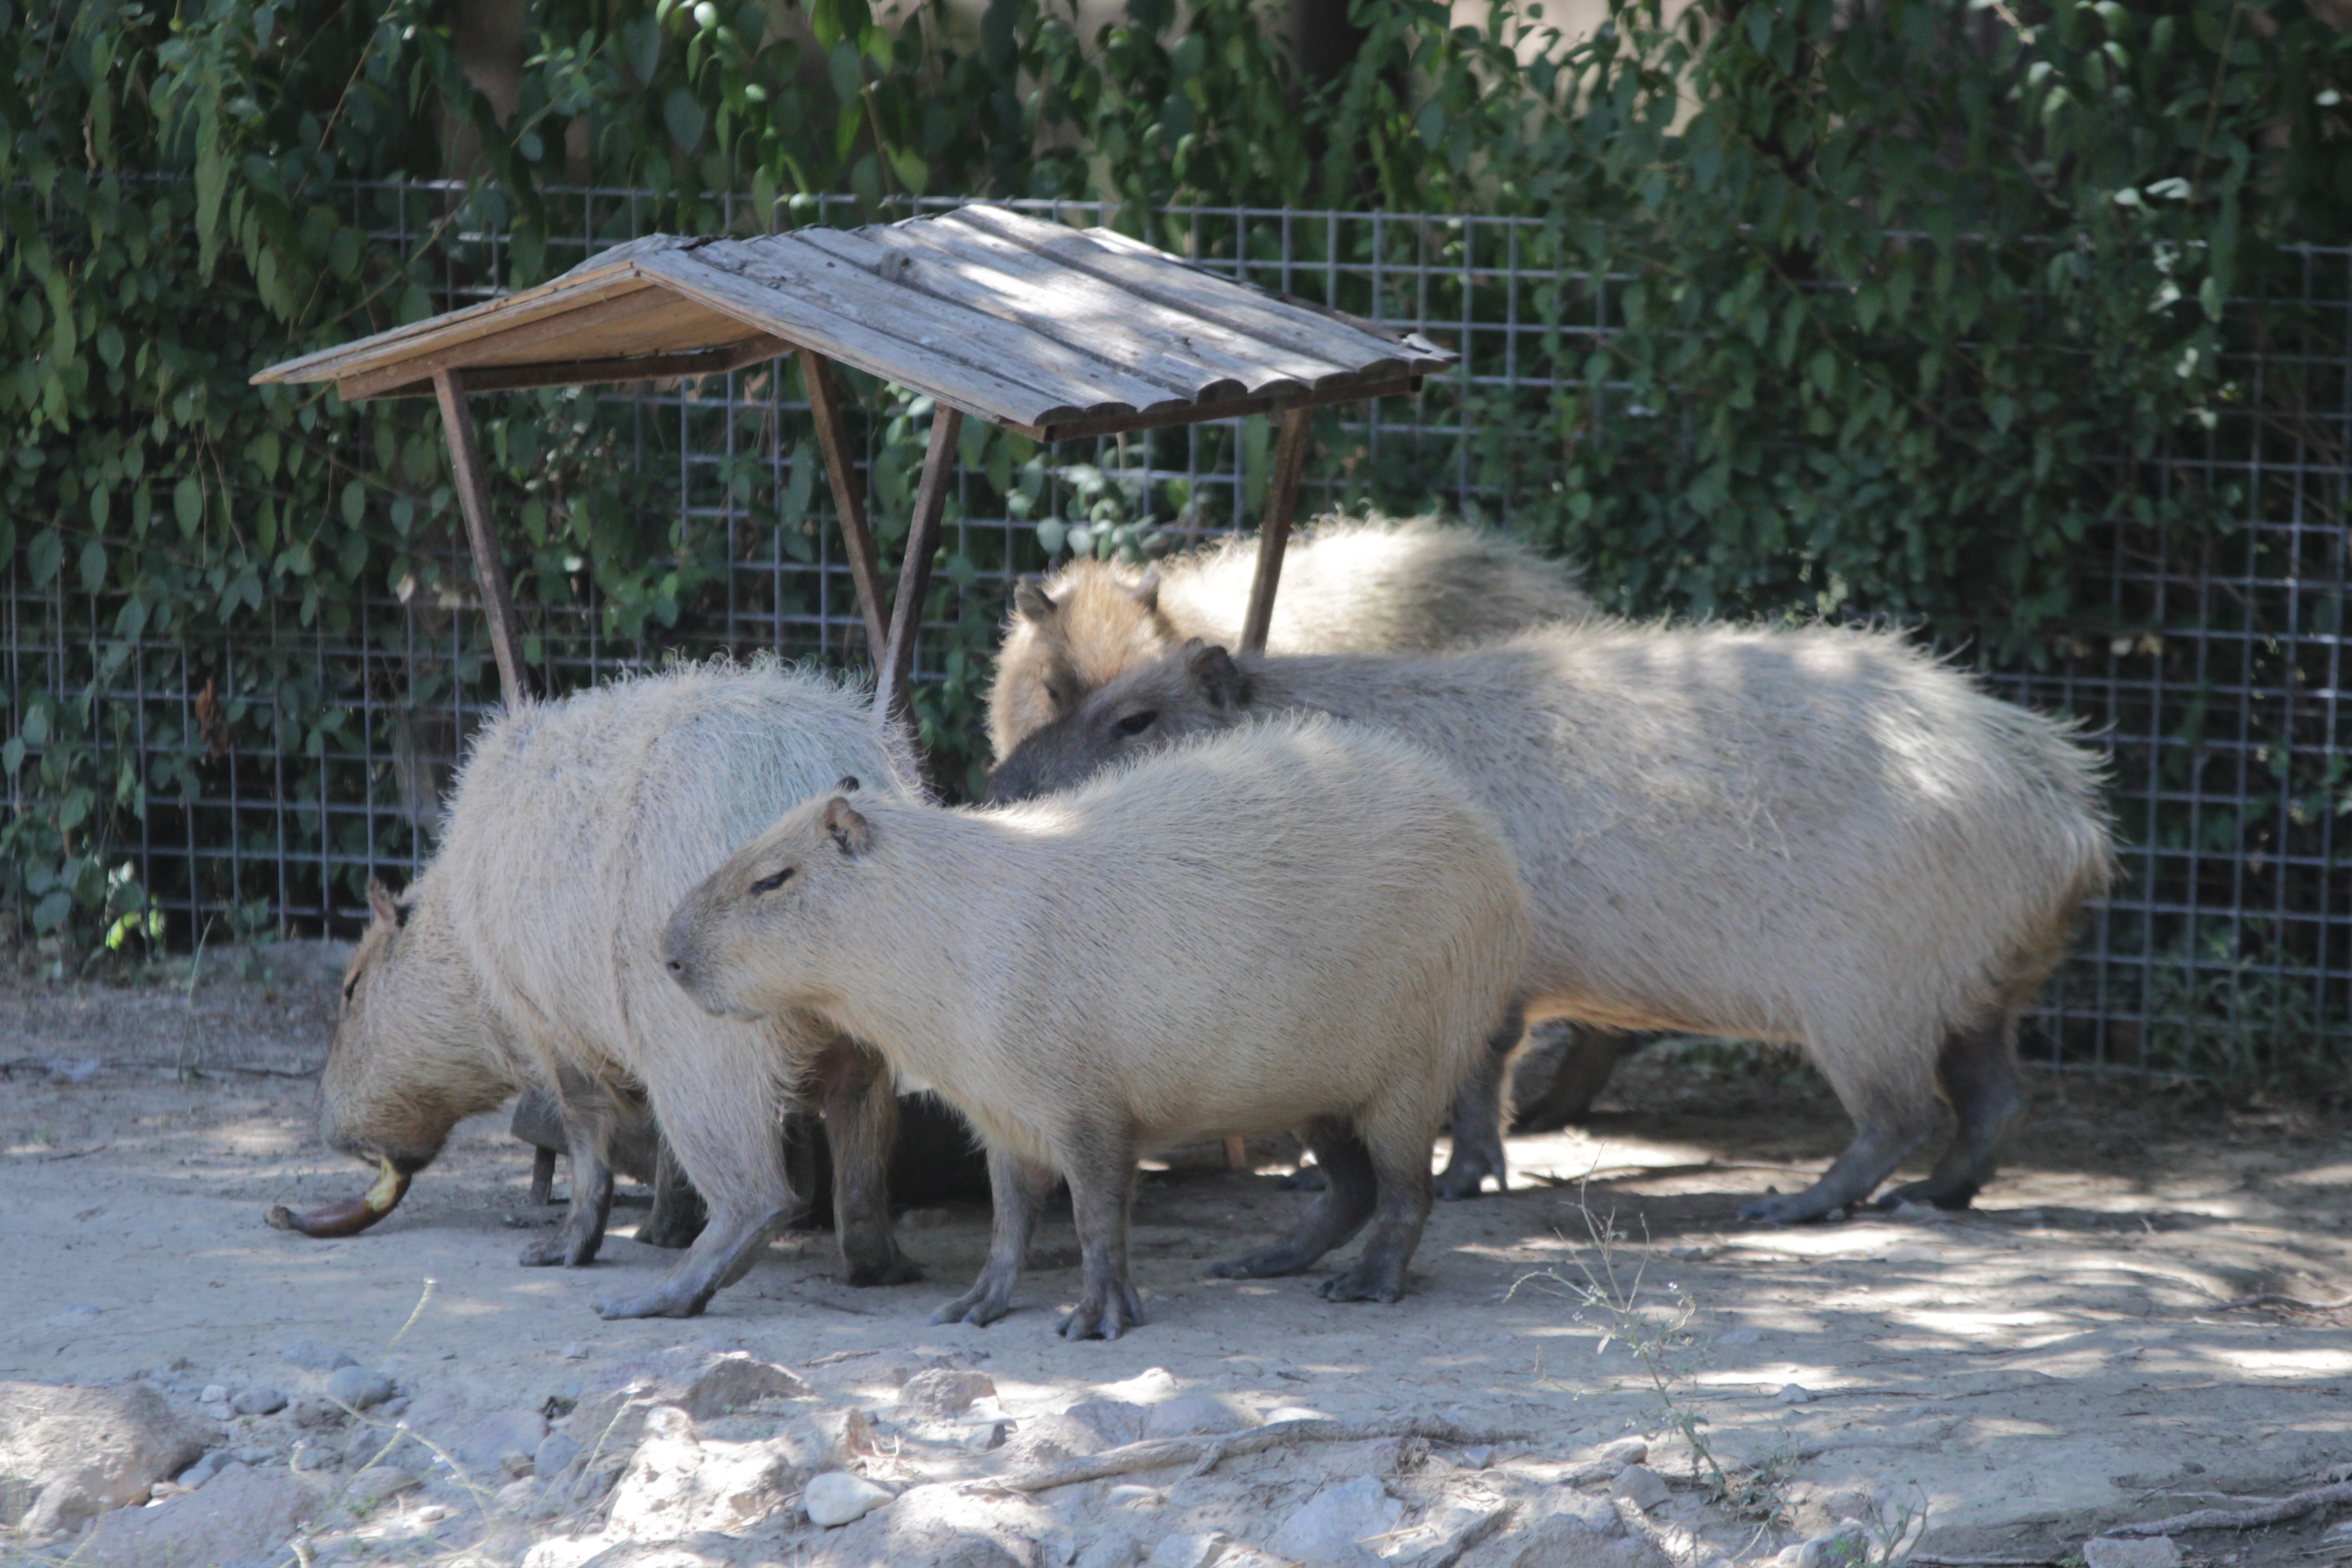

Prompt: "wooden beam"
[1015,373,1423,445]
[360,335,795,400]
[801,352,891,665]
[338,287,678,403]
[433,368,530,709]
[876,406,963,733]
[1239,406,1315,653]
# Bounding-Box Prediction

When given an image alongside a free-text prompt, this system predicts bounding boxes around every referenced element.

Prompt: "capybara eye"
[749,868,795,895]
[1114,709,1158,737]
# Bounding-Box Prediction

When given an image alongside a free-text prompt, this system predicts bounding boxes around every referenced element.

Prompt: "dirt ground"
[3,944,2348,1568]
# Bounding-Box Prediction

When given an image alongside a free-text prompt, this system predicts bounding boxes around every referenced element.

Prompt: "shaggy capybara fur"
[664,718,1531,1339]
[319,658,926,1318]
[986,624,2115,1223]
[987,514,1592,762]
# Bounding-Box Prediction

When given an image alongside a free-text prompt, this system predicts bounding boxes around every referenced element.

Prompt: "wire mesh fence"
[4,184,2345,1074]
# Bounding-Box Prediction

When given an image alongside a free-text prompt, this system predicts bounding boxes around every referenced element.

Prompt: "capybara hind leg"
[1433,1002,1525,1200]
[1209,1120,1377,1278]
[932,1145,1055,1327]
[1878,1015,2024,1211]
[1739,1116,1933,1224]
[1515,1029,1643,1133]
[593,1203,788,1319]
[1318,1119,1434,1303]
[1059,1132,1144,1341]
[522,1079,615,1267]
[636,1140,708,1250]
[819,1039,923,1285]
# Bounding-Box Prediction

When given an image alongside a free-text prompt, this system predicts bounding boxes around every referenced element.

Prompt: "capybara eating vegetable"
[664,718,1531,1339]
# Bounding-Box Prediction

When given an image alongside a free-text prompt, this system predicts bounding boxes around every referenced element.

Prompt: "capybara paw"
[519,1234,592,1267]
[593,1285,708,1320]
[1205,1250,1303,1281]
[1314,1264,1405,1303]
[845,1255,926,1288]
[928,1292,1011,1327]
[1873,1179,1980,1213]
[1058,1290,1143,1341]
[635,1216,704,1250]
[1432,1164,1498,1201]
[1738,1190,1834,1225]
[1278,1167,1329,1193]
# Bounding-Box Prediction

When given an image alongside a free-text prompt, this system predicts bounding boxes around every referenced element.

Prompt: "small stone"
[324,1366,393,1410]
[458,1409,550,1474]
[1611,1464,1672,1511]
[1149,1532,1228,1568]
[289,1400,343,1430]
[200,1384,229,1405]
[176,1451,231,1491]
[1269,1476,1404,1568]
[500,1448,536,1479]
[1096,1368,1180,1406]
[678,1351,814,1420]
[289,1440,341,1473]
[495,1476,539,1511]
[2084,1539,2182,1568]
[533,1432,582,1480]
[561,1342,590,1360]
[900,1367,996,1421]
[1600,1437,1650,1464]
[803,1471,893,1528]
[963,1420,1014,1451]
[283,1340,358,1374]
[232,1446,276,1465]
[232,1388,288,1417]
[1458,1445,1495,1469]
[1776,1383,1815,1405]
[1774,1523,1867,1568]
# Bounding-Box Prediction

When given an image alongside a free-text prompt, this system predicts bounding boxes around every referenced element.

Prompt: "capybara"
[318,658,926,1317]
[987,515,1592,762]
[986,625,2115,1223]
[663,718,1531,1339]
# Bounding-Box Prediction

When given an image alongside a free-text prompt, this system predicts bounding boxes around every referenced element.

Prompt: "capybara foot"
[519,1232,600,1268]
[929,1280,1016,1327]
[1315,1263,1407,1303]
[1738,1188,1848,1225]
[635,1211,705,1250]
[1278,1166,1328,1193]
[1873,1178,1981,1212]
[1432,1158,1500,1201]
[592,1281,710,1319]
[1058,1284,1145,1342]
[1205,1247,1312,1281]
[844,1252,925,1288]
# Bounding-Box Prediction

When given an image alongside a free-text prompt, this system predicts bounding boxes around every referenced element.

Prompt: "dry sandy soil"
[2,944,2348,1568]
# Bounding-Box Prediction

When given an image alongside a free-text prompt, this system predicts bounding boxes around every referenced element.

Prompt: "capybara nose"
[665,958,684,975]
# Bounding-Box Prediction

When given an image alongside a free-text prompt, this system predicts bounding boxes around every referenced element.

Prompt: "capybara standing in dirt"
[317,658,926,1318]
[987,624,2116,1223]
[988,515,1592,761]
[663,718,1532,1339]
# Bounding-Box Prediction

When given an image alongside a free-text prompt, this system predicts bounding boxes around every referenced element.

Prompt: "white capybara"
[663,717,1532,1339]
[988,514,1593,761]
[985,624,2116,1223]
[316,658,925,1318]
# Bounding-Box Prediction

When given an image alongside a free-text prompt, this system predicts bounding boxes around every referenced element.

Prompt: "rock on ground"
[803,1471,894,1528]
[1267,1475,1406,1568]
[77,1461,319,1568]
[0,1378,215,1534]
[605,1406,809,1537]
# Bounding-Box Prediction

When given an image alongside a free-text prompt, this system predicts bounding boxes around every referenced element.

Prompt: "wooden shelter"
[253,203,1457,728]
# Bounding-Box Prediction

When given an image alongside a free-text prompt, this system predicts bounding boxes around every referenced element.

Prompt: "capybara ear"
[824,797,874,857]
[1129,565,1161,614]
[1013,574,1056,622]
[1187,643,1249,712]
[836,774,861,794]
[366,879,402,929]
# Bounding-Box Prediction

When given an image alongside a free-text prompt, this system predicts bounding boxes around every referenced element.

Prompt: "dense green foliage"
[3,0,2349,1072]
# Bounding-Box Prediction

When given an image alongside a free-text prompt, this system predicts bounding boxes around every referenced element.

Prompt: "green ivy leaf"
[78,539,107,593]
[27,529,61,586]
[664,87,708,153]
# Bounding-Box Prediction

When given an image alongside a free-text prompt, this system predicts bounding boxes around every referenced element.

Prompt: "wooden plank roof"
[252,205,1455,441]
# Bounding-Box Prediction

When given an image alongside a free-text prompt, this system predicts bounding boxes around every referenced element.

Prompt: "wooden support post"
[876,406,963,731]
[433,367,530,710]
[1238,406,1314,654]
[1223,1135,1251,1173]
[801,351,892,665]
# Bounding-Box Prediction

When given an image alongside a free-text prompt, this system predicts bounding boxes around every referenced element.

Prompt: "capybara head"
[988,562,1180,762]
[985,639,1256,804]
[317,879,517,1174]
[663,781,880,1020]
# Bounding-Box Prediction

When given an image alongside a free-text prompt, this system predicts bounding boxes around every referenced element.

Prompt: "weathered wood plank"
[944,206,1447,378]
[254,271,662,387]
[694,236,1190,419]
[1239,406,1315,653]
[638,251,1080,430]
[334,287,683,403]
[356,335,794,401]
[876,406,963,732]
[863,217,1353,393]
[802,352,892,665]
[433,369,530,708]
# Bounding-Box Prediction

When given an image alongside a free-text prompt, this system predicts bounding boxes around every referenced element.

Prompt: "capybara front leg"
[593,1203,786,1319]
[522,1081,614,1267]
[1739,1115,1933,1224]
[636,1138,708,1249]
[1318,1119,1434,1303]
[1059,1132,1143,1341]
[1877,1014,2023,1212]
[931,1145,1055,1327]
[819,1039,923,1285]
[1208,1119,1377,1279]
[1433,1002,1526,1200]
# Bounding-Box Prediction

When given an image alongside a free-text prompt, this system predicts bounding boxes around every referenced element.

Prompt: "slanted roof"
[252,204,1456,441]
